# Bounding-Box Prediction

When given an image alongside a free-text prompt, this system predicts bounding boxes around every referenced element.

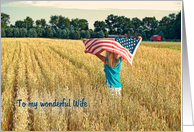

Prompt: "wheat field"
[1,38,181,131]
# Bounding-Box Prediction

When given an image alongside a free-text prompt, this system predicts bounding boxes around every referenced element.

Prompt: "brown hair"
[106,51,119,67]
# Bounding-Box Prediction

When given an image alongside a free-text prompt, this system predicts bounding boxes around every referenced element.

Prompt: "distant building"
[151,35,161,41]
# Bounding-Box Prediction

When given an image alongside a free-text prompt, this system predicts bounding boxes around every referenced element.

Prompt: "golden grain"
[1,38,181,131]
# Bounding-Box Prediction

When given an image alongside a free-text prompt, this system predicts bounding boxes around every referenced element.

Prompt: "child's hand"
[138,36,142,40]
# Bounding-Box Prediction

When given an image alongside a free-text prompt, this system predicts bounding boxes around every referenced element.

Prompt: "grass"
[1,38,181,131]
[141,41,181,51]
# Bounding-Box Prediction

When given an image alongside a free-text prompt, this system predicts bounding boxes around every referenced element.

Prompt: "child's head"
[106,51,119,67]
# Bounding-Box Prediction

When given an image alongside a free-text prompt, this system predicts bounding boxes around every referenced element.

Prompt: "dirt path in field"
[8,42,21,131]
[1,43,18,93]
[24,45,35,131]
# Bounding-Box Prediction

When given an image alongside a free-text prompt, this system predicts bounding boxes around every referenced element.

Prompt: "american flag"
[83,37,142,67]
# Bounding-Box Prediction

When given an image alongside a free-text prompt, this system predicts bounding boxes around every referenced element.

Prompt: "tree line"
[1,11,181,40]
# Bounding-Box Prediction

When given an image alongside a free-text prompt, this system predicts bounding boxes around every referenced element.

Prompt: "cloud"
[1,1,181,11]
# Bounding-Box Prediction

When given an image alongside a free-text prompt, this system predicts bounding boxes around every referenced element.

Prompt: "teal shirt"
[104,57,122,88]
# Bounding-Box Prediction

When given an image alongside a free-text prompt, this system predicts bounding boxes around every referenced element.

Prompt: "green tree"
[105,14,132,35]
[6,28,13,37]
[27,28,37,37]
[159,16,171,26]
[66,29,70,39]
[1,21,7,28]
[131,17,142,33]
[90,30,96,38]
[10,24,15,28]
[80,30,86,38]
[142,16,158,38]
[174,11,181,39]
[122,17,132,35]
[105,14,116,35]
[49,15,58,29]
[96,30,105,38]
[158,16,170,39]
[85,30,91,39]
[154,26,166,37]
[40,19,46,29]
[56,29,62,38]
[141,32,147,40]
[157,11,181,39]
[1,12,10,26]
[52,28,56,37]
[57,15,70,29]
[69,30,75,39]
[47,29,53,38]
[1,28,6,37]
[70,18,79,30]
[94,21,106,32]
[19,28,27,37]
[169,13,176,20]
[15,20,25,28]
[168,11,181,39]
[35,20,42,28]
[61,29,68,39]
[115,16,125,34]
[64,17,71,29]
[49,15,71,30]
[78,19,88,30]
[13,28,19,37]
[104,31,109,38]
[74,30,80,39]
[24,16,34,30]
[36,28,44,37]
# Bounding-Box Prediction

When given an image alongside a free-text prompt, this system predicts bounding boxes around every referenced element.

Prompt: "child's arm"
[95,54,105,63]
[121,56,124,62]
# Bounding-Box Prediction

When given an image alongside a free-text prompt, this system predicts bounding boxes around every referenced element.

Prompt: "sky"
[1,1,182,30]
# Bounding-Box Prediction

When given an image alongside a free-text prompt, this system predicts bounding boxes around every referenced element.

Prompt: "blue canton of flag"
[115,37,141,55]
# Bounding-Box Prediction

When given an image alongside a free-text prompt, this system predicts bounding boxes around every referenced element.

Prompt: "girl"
[85,50,124,96]
[84,36,142,96]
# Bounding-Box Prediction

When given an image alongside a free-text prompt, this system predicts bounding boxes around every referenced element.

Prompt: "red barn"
[151,35,161,41]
